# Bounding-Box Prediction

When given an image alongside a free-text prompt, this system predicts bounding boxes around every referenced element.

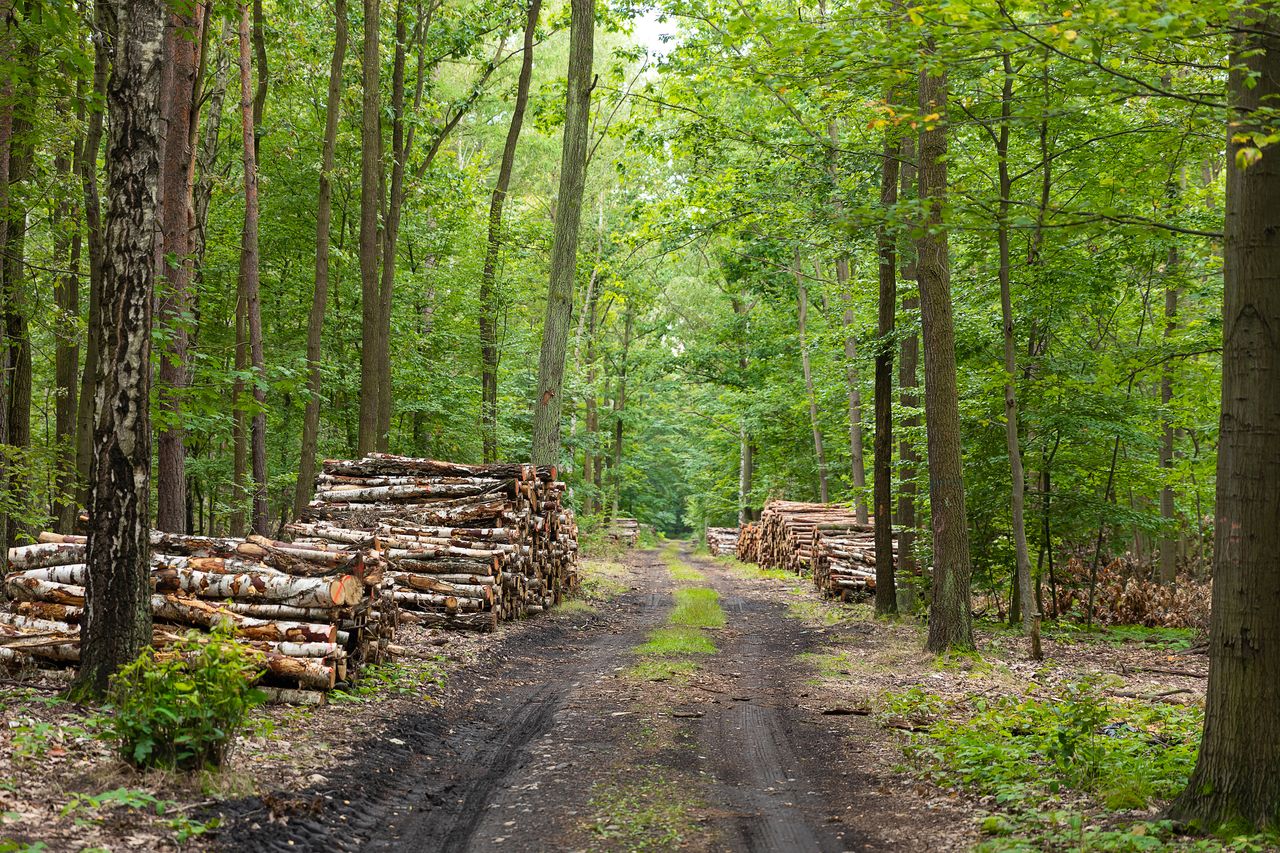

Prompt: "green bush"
[107,624,266,770]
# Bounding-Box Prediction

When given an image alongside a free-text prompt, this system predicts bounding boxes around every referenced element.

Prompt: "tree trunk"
[237,0,267,535]
[530,0,593,466]
[583,270,600,513]
[609,305,632,518]
[54,97,81,534]
[356,0,381,454]
[896,136,920,612]
[1158,261,1178,585]
[1170,5,1280,830]
[917,58,974,654]
[795,251,829,503]
[873,136,899,616]
[72,0,163,698]
[294,0,348,518]
[995,53,1040,658]
[155,2,204,533]
[480,0,540,462]
[75,0,112,516]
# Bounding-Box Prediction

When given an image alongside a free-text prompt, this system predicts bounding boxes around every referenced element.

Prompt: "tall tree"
[1170,3,1280,830]
[479,0,540,462]
[873,136,899,616]
[897,137,919,610]
[993,53,1039,657]
[73,0,163,698]
[356,0,382,454]
[294,0,348,517]
[916,55,973,654]
[530,0,594,466]
[795,251,829,502]
[155,0,204,533]
[237,0,267,534]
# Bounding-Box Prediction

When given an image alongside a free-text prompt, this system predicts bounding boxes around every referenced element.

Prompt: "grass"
[633,627,717,656]
[660,546,704,583]
[330,660,445,703]
[587,771,705,852]
[979,619,1199,651]
[557,599,597,616]
[718,555,794,581]
[579,559,630,600]
[785,596,871,626]
[626,660,700,682]
[669,587,726,628]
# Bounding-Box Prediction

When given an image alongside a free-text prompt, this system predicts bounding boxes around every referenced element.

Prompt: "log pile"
[736,522,761,563]
[705,527,739,557]
[755,500,874,573]
[810,527,896,598]
[289,454,579,632]
[606,517,639,548]
[1,531,394,693]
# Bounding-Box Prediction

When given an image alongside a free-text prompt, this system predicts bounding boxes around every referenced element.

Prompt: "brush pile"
[606,517,640,548]
[705,527,739,557]
[2,531,392,695]
[736,522,760,563]
[288,454,579,632]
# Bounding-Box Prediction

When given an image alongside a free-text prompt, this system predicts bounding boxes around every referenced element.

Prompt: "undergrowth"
[878,678,1280,850]
[330,659,445,703]
[717,555,793,581]
[579,559,630,600]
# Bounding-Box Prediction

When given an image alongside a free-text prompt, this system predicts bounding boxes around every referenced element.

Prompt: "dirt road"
[219,547,962,852]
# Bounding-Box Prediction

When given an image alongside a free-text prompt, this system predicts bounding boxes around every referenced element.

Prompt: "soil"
[212,546,973,852]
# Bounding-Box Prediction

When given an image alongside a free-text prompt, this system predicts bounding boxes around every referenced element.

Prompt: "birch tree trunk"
[295,0,348,518]
[1170,3,1280,829]
[531,0,593,466]
[917,56,974,654]
[480,0,540,462]
[73,0,163,698]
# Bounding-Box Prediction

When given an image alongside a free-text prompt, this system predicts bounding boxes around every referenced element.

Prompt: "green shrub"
[107,623,266,770]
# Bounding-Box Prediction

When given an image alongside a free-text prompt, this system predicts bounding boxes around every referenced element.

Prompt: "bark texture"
[1170,5,1280,829]
[357,0,382,454]
[916,61,974,653]
[73,0,164,697]
[873,137,898,616]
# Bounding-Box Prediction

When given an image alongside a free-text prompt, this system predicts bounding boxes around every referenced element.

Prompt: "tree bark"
[54,92,82,534]
[874,137,899,616]
[237,0,267,535]
[1170,4,1280,830]
[480,0,540,462]
[608,305,632,518]
[917,58,974,653]
[72,0,163,698]
[795,251,829,503]
[356,0,382,454]
[530,0,593,466]
[295,0,348,518]
[75,0,112,516]
[155,2,204,533]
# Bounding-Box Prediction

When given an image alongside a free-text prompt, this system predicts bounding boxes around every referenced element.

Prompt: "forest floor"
[0,543,1224,852]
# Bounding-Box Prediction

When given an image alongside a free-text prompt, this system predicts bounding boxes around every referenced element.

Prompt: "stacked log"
[290,454,579,632]
[607,517,639,548]
[1,531,394,693]
[810,526,896,598]
[755,501,872,573]
[706,527,739,556]
[736,522,761,563]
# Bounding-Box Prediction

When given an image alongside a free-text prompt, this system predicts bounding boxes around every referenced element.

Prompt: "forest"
[0,0,1279,850]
